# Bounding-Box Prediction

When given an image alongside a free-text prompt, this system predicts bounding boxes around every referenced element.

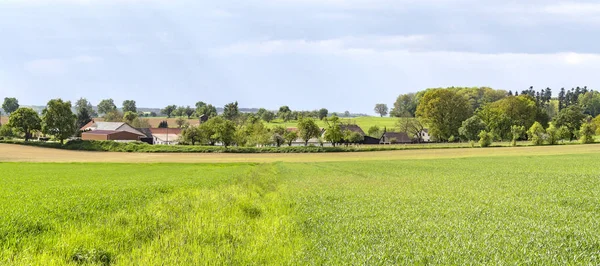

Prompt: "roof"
[135,128,153,138]
[149,128,182,135]
[382,132,413,143]
[93,122,127,131]
[82,130,143,136]
[340,124,365,136]
[80,120,96,131]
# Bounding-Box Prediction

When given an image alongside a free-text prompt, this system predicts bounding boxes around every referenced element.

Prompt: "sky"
[1,0,600,115]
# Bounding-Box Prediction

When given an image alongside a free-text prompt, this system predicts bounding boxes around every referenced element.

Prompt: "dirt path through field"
[1,143,599,163]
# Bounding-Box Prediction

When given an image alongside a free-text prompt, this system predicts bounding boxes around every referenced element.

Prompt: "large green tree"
[97,99,117,115]
[578,91,600,117]
[323,115,343,146]
[416,89,471,141]
[552,105,586,140]
[161,105,177,118]
[42,99,77,144]
[223,102,240,121]
[318,108,329,120]
[122,100,137,113]
[196,103,218,118]
[297,118,321,146]
[459,115,487,141]
[374,104,389,117]
[2,97,20,115]
[391,93,417,117]
[7,107,41,141]
[75,98,96,128]
[477,95,540,140]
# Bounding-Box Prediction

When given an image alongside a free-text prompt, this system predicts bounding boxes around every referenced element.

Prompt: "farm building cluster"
[80,119,431,146]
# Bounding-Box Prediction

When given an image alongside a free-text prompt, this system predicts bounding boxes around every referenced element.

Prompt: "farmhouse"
[380,131,413,144]
[149,128,182,145]
[339,124,365,135]
[80,121,145,135]
[81,130,144,141]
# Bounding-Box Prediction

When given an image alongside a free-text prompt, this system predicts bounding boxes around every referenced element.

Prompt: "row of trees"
[384,87,600,143]
[1,99,76,144]
[180,114,365,147]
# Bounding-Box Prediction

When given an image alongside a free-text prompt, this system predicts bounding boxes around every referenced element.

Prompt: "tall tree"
[7,107,41,141]
[297,118,320,146]
[458,115,487,141]
[374,104,389,117]
[75,98,96,128]
[123,111,138,123]
[2,97,19,115]
[122,100,137,113]
[323,115,343,146]
[184,106,195,119]
[578,91,600,117]
[552,105,586,140]
[391,93,417,117]
[416,89,471,141]
[196,104,218,118]
[318,108,329,120]
[261,111,275,122]
[42,99,76,144]
[284,131,298,146]
[223,101,240,121]
[271,126,286,147]
[97,99,117,115]
[161,105,177,118]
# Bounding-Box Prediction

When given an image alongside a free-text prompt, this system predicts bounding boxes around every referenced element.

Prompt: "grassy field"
[1,145,600,264]
[265,116,401,130]
[22,116,399,130]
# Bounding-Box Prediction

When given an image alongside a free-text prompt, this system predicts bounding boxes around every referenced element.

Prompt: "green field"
[265,116,401,131]
[2,150,600,264]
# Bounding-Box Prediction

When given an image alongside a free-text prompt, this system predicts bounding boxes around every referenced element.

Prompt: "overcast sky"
[1,0,599,114]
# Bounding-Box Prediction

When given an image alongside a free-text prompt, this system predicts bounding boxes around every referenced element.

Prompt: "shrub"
[579,122,595,144]
[527,122,545,146]
[545,124,559,145]
[478,130,492,147]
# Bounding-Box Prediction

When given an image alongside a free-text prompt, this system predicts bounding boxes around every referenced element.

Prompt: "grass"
[73,116,401,131]
[265,116,401,131]
[1,147,600,264]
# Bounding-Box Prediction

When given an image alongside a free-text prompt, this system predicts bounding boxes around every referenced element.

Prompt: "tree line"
[385,86,600,145]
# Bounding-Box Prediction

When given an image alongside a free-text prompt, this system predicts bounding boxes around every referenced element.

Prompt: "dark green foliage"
[2,97,19,114]
[42,99,77,144]
[7,107,41,141]
[223,102,240,121]
[374,104,388,117]
[459,115,486,141]
[553,105,586,140]
[122,100,137,113]
[318,108,328,120]
[158,121,168,128]
[161,105,177,118]
[97,99,117,115]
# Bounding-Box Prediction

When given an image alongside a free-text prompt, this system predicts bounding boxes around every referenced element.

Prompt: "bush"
[478,130,492,147]
[527,122,545,146]
[579,122,595,144]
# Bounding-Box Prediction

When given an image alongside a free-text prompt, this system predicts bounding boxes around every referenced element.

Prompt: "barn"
[81,130,144,141]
